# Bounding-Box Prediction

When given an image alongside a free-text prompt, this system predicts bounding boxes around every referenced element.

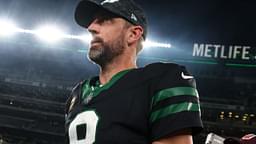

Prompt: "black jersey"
[65,62,203,144]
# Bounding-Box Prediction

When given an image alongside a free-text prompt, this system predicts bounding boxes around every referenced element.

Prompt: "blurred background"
[0,0,255,143]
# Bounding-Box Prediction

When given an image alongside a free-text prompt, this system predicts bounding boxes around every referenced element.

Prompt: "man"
[65,0,203,143]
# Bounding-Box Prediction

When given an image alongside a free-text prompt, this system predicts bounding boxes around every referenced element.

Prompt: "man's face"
[87,10,130,67]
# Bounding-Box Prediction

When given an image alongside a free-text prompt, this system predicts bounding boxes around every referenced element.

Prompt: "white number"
[68,111,99,144]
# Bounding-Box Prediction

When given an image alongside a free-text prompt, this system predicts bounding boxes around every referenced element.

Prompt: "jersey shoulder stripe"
[150,102,200,122]
[147,62,201,123]
[151,87,199,106]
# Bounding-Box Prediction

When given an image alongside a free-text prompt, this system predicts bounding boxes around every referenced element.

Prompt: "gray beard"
[88,35,125,69]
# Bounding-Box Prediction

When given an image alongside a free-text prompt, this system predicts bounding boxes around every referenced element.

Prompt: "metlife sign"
[192,43,255,61]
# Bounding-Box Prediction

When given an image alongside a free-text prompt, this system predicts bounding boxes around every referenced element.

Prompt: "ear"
[127,25,143,44]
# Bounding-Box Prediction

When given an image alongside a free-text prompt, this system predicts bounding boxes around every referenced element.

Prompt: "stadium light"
[75,34,92,43]
[0,19,172,48]
[58,33,92,44]
[143,40,172,48]
[0,19,19,37]
[34,25,65,43]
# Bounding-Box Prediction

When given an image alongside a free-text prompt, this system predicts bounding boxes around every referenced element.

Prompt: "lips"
[90,40,101,45]
[90,37,103,46]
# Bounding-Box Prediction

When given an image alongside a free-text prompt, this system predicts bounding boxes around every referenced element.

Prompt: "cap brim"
[75,0,100,28]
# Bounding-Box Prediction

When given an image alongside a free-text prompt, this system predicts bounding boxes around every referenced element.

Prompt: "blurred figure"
[240,134,256,144]
[224,134,256,144]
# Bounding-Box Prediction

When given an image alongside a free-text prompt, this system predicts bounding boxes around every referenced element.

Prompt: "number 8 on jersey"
[68,111,99,144]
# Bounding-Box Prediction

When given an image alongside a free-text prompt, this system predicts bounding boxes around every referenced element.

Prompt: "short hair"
[136,37,144,54]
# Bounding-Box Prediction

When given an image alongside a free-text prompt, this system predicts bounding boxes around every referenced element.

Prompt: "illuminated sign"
[192,43,254,60]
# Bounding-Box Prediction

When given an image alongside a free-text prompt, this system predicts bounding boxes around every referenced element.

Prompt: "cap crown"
[75,0,147,39]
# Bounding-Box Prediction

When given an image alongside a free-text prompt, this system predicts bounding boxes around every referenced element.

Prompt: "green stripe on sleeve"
[152,87,198,106]
[150,102,200,122]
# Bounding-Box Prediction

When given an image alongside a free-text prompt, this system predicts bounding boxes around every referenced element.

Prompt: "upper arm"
[152,134,193,144]
[148,63,203,142]
[152,129,193,144]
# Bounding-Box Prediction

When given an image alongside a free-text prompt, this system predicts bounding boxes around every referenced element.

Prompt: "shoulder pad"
[143,62,181,75]
[65,80,85,114]
[71,80,84,92]
[145,62,180,70]
[142,62,195,88]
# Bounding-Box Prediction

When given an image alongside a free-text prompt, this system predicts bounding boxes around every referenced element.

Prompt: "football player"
[65,0,203,143]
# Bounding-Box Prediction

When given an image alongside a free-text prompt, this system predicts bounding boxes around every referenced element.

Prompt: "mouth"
[90,39,102,46]
[90,42,101,48]
[90,36,104,48]
[91,41,100,45]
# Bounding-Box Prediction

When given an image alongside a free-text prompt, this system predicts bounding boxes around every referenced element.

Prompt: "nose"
[87,19,100,35]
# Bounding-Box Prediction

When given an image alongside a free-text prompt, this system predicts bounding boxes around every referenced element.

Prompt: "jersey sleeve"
[65,81,83,144]
[65,82,80,115]
[149,63,203,141]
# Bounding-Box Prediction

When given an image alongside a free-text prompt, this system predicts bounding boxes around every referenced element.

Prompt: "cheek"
[103,27,126,41]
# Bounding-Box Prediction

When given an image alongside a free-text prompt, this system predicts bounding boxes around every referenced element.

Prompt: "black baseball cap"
[75,0,147,39]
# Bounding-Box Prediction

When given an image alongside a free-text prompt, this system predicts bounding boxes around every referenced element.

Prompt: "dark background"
[0,0,255,143]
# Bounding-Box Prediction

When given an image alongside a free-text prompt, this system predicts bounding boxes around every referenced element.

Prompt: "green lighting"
[226,63,256,68]
[139,56,169,62]
[173,59,218,65]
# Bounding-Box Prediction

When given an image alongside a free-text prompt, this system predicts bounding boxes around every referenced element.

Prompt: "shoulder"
[142,62,188,77]
[147,63,202,141]
[143,62,181,72]
[140,62,194,86]
[65,80,86,114]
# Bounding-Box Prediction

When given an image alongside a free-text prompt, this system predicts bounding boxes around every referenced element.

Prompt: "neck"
[98,55,137,85]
